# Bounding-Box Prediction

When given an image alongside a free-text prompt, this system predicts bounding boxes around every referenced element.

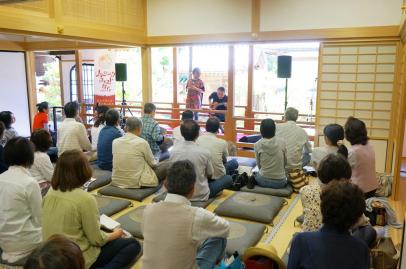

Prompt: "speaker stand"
[120,81,133,119]
[284,78,289,111]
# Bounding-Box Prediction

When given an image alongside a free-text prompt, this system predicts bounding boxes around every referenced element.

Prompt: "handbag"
[375,173,393,197]
[371,238,399,269]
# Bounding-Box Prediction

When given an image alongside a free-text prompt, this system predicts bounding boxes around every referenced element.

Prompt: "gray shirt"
[169,141,214,201]
[254,137,287,179]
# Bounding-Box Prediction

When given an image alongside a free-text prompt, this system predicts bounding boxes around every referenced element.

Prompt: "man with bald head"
[112,117,162,188]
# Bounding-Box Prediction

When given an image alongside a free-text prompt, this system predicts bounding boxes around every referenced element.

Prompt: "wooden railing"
[79,102,316,157]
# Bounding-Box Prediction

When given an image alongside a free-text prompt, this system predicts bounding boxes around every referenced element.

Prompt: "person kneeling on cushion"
[142,160,230,269]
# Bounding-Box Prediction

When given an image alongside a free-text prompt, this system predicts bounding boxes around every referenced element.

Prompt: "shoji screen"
[316,42,399,172]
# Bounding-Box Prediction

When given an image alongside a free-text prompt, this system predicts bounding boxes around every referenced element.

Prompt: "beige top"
[42,188,108,269]
[112,133,158,188]
[197,132,228,179]
[57,118,92,156]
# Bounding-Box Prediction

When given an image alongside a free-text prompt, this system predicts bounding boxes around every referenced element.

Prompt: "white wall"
[148,0,402,36]
[147,0,252,36]
[0,52,31,137]
[261,0,402,31]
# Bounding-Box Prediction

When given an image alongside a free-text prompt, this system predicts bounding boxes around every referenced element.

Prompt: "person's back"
[112,133,158,188]
[197,132,227,178]
[142,160,229,269]
[289,228,369,269]
[140,103,164,156]
[57,102,91,156]
[143,201,199,269]
[97,109,122,171]
[170,141,212,201]
[0,138,42,265]
[33,102,49,131]
[255,137,286,179]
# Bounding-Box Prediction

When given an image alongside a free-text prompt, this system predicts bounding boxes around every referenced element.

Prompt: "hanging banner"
[94,50,116,105]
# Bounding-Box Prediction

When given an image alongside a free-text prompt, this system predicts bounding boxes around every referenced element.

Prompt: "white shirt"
[172,126,184,145]
[197,132,228,179]
[164,193,230,241]
[0,166,42,263]
[112,133,158,188]
[170,141,214,201]
[29,152,54,183]
[276,121,312,171]
[57,118,92,156]
[91,124,105,151]
[311,145,338,168]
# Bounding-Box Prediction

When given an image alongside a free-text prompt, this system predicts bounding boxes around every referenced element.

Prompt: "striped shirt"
[276,121,311,171]
[140,115,164,155]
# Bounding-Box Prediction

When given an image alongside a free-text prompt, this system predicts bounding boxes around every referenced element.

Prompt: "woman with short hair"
[29,129,54,196]
[0,111,18,146]
[42,150,141,269]
[345,116,378,198]
[24,234,85,269]
[0,137,42,266]
[33,102,49,131]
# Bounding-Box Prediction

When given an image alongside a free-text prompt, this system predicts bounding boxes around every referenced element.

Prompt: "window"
[177,46,190,104]
[151,47,173,104]
[35,54,62,107]
[253,42,319,118]
[234,45,249,117]
[70,63,94,104]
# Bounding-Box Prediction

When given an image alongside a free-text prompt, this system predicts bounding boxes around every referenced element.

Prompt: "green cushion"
[93,195,132,217]
[214,192,285,224]
[153,192,215,208]
[240,185,293,198]
[226,221,266,255]
[98,185,161,201]
[116,206,146,239]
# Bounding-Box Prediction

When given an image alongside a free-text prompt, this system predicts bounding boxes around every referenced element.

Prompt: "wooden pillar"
[25,51,37,132]
[245,45,255,129]
[74,50,85,121]
[141,46,152,105]
[224,45,236,142]
[172,47,180,126]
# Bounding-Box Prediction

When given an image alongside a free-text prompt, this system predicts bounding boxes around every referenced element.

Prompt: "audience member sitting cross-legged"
[57,102,92,156]
[170,120,232,201]
[345,116,378,198]
[173,110,194,144]
[289,181,370,269]
[29,129,54,196]
[112,117,167,188]
[140,103,166,159]
[42,150,141,269]
[197,117,238,178]
[0,111,18,147]
[253,118,287,189]
[24,234,85,269]
[142,160,230,269]
[311,123,347,169]
[97,109,123,171]
[0,137,42,266]
[301,153,377,247]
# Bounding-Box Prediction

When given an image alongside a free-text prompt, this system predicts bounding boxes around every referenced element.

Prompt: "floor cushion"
[86,165,112,191]
[228,157,257,168]
[98,185,161,201]
[93,195,132,216]
[226,221,266,255]
[116,206,146,239]
[214,192,286,224]
[152,192,216,208]
[240,184,293,198]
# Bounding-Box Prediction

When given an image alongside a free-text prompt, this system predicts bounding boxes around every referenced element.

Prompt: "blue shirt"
[288,226,370,269]
[97,125,122,171]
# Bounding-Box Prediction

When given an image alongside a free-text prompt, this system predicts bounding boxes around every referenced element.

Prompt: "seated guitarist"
[209,86,228,122]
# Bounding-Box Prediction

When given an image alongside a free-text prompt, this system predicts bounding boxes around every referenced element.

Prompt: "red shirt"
[33,112,48,130]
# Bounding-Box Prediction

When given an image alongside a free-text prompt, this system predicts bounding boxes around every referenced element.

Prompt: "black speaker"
[277,55,292,78]
[115,63,127,82]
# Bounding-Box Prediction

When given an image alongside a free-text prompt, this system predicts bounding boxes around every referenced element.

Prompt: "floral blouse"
[300,183,323,232]
[186,78,205,109]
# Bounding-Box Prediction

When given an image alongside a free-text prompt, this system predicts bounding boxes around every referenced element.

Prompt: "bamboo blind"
[317,42,398,140]
[61,0,145,29]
